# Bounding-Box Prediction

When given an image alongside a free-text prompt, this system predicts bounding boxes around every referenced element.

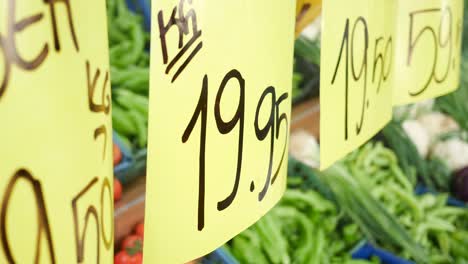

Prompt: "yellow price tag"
[0,1,113,263]
[295,0,322,37]
[145,0,295,263]
[320,0,395,169]
[393,0,464,105]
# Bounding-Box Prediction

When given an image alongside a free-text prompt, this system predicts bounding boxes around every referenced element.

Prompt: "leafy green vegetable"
[107,0,150,149]
[340,142,468,263]
[294,36,321,65]
[382,121,431,187]
[228,181,370,263]
[322,163,429,263]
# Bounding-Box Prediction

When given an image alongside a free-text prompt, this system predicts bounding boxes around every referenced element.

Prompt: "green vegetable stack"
[294,36,321,66]
[341,142,468,263]
[107,0,150,148]
[229,180,377,264]
[323,163,427,263]
[381,121,429,187]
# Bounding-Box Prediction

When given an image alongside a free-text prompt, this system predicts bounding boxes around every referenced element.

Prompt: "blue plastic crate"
[205,241,414,264]
[350,186,467,264]
[351,241,413,264]
[125,0,151,31]
[202,247,238,264]
[118,148,147,185]
[113,131,134,181]
[415,185,466,208]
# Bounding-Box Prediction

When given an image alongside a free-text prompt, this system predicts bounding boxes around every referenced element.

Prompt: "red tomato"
[113,143,123,166]
[114,250,142,264]
[121,235,143,252]
[134,222,144,239]
[114,178,122,202]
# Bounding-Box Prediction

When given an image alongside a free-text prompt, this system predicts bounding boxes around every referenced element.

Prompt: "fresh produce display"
[383,66,468,200]
[225,158,374,263]
[113,89,149,148]
[294,36,321,66]
[107,0,150,150]
[323,162,427,263]
[228,185,375,264]
[226,139,468,264]
[341,143,468,263]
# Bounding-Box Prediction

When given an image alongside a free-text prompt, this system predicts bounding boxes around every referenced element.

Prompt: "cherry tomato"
[134,222,144,239]
[114,178,122,202]
[114,250,142,264]
[121,235,143,252]
[113,143,123,166]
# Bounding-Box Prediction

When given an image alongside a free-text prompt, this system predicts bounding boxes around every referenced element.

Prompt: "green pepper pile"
[228,141,468,263]
[343,142,468,263]
[228,186,376,264]
[107,0,150,149]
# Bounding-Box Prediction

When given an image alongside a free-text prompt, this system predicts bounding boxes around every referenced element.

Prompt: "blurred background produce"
[108,0,150,150]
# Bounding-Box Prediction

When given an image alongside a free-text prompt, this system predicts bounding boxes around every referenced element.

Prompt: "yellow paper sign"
[393,0,464,105]
[295,0,322,37]
[0,1,113,263]
[320,0,395,169]
[144,0,295,262]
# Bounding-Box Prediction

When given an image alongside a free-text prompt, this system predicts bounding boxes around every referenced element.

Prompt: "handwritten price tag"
[144,0,295,262]
[393,0,464,105]
[295,0,322,37]
[0,1,113,263]
[320,0,395,169]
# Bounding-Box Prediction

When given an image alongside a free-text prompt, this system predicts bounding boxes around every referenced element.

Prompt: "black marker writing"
[183,69,289,231]
[332,16,392,140]
[158,0,202,83]
[407,7,458,96]
[0,0,80,100]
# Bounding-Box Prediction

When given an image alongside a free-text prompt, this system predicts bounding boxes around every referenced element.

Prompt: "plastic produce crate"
[202,247,239,264]
[113,131,134,181]
[118,148,147,185]
[204,242,414,264]
[415,185,466,208]
[125,0,151,31]
[351,186,467,264]
[351,242,413,264]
